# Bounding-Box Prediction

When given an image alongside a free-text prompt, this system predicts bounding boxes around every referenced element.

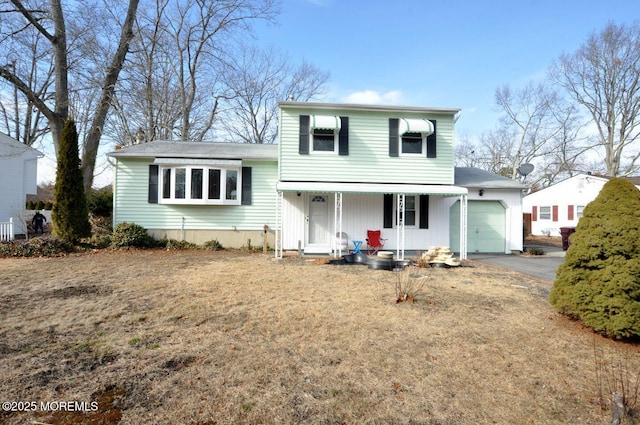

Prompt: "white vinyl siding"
[279,107,455,185]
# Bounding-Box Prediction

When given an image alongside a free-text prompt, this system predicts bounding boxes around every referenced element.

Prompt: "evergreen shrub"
[111,222,154,248]
[87,188,113,217]
[203,239,223,251]
[550,178,640,339]
[164,239,197,250]
[51,119,91,242]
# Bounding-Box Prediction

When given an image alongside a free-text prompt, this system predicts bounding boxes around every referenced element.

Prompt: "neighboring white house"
[0,133,43,238]
[108,102,527,257]
[522,173,640,236]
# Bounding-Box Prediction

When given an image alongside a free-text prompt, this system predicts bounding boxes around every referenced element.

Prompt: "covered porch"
[274,182,468,260]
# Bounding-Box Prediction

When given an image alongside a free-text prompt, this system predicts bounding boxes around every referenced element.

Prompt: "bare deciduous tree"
[220,44,329,144]
[0,0,140,191]
[550,21,640,177]
[0,35,52,147]
[494,82,578,181]
[108,0,279,145]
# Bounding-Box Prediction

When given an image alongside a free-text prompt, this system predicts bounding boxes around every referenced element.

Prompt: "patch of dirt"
[525,234,563,248]
[0,249,636,424]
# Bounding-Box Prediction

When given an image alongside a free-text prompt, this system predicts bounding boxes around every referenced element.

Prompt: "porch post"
[396,194,405,260]
[460,194,468,260]
[334,192,343,258]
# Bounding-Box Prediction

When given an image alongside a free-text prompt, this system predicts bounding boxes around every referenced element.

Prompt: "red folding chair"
[366,230,386,255]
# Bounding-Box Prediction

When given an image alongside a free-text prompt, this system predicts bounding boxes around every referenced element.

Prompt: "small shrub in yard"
[593,341,640,424]
[550,178,640,340]
[0,236,74,257]
[526,247,545,256]
[164,239,198,250]
[394,266,429,303]
[111,222,154,248]
[203,239,223,251]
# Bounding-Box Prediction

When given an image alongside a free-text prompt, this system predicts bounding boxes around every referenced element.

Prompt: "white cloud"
[342,90,404,105]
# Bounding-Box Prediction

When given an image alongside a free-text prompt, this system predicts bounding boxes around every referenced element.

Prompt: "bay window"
[159,165,241,205]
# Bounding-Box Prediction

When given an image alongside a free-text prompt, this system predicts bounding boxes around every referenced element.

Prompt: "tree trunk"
[50,0,69,156]
[81,0,140,191]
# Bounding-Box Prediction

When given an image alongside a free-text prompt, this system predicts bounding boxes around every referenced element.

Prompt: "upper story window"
[401,132,424,155]
[389,118,437,158]
[310,115,340,154]
[299,115,349,155]
[399,118,434,156]
[158,164,240,205]
[312,128,338,153]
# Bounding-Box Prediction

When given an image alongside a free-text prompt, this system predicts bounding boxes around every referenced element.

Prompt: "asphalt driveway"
[468,245,566,283]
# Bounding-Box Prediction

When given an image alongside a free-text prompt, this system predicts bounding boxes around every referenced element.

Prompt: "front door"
[306,194,331,253]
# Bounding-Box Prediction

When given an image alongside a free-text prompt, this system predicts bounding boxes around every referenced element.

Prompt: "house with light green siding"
[108,101,526,256]
[276,102,470,259]
[109,141,278,248]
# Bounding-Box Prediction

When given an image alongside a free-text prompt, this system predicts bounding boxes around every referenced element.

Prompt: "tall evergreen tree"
[550,178,640,339]
[52,119,91,242]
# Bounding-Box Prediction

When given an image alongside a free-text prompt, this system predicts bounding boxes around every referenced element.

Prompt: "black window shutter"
[426,120,437,158]
[419,195,429,229]
[383,194,393,228]
[299,115,310,155]
[389,118,399,157]
[338,116,349,155]
[148,164,158,204]
[241,166,252,205]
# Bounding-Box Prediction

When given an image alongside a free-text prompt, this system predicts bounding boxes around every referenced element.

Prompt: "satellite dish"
[517,163,534,177]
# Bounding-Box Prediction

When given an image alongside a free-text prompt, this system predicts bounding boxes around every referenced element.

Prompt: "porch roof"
[276,181,467,196]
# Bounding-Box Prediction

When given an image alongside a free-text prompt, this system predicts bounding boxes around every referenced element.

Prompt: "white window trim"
[399,132,426,157]
[159,165,241,205]
[576,205,585,219]
[310,128,339,154]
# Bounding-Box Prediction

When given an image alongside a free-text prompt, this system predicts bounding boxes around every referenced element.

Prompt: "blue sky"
[35,1,639,186]
[253,0,639,138]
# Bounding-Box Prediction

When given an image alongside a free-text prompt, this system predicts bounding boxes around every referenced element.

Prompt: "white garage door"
[450,200,506,253]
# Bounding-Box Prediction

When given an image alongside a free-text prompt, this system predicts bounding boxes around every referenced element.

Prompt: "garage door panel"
[450,200,506,253]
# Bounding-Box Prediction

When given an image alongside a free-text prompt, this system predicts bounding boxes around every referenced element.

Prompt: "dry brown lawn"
[0,249,638,424]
